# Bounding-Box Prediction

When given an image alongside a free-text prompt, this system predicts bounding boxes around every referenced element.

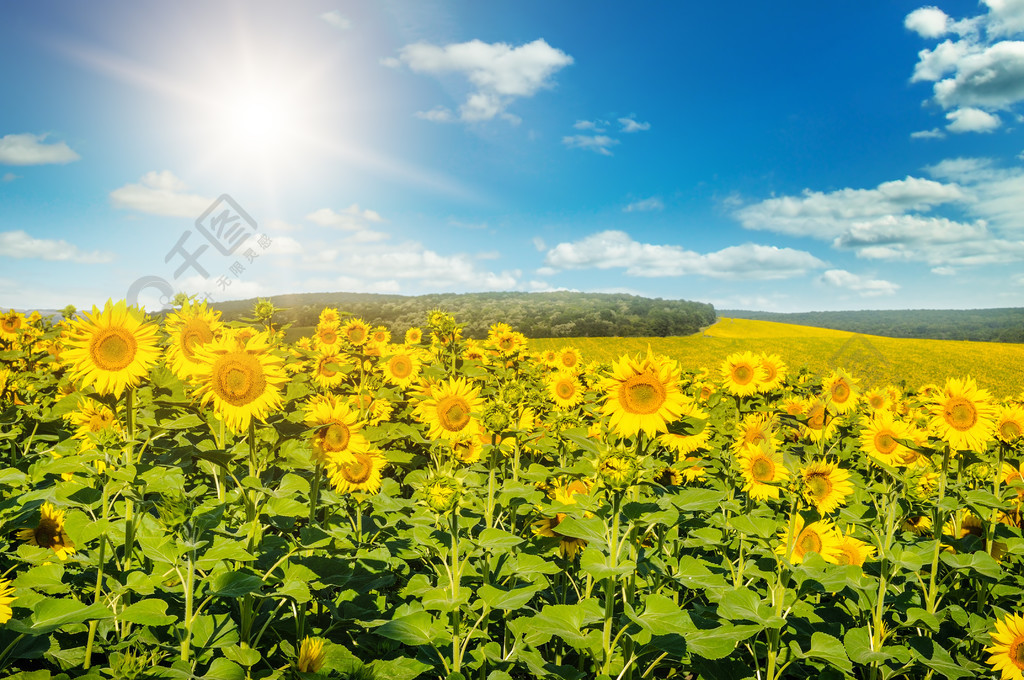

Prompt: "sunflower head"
[164,301,222,380]
[928,377,997,452]
[18,502,76,560]
[296,636,327,674]
[62,300,162,397]
[719,351,766,397]
[777,516,842,564]
[985,612,1024,680]
[801,460,853,515]
[599,350,687,438]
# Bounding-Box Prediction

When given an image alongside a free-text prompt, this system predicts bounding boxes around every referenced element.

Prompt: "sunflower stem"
[450,508,462,674]
[309,462,323,526]
[602,491,622,675]
[180,549,195,661]
[986,444,1004,560]
[924,444,952,614]
[83,471,111,670]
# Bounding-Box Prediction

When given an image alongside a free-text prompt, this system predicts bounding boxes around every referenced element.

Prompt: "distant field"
[531,317,1024,398]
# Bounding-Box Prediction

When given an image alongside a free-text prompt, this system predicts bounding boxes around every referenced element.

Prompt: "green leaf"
[940,550,1002,579]
[717,589,778,628]
[799,632,852,674]
[903,607,940,632]
[579,547,635,580]
[478,584,540,611]
[204,658,245,680]
[222,644,261,667]
[530,600,604,651]
[121,598,177,626]
[728,515,778,539]
[906,637,972,679]
[671,488,727,513]
[843,627,893,664]
[366,656,432,680]
[208,571,263,598]
[475,528,524,551]
[25,598,112,634]
[376,611,442,647]
[684,623,761,660]
[552,517,607,547]
[14,563,68,594]
[627,594,691,636]
[191,612,239,650]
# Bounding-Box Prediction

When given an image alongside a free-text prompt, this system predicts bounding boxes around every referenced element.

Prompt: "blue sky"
[3,0,1024,312]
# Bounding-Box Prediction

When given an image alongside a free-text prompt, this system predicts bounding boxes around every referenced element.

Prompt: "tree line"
[211,291,717,339]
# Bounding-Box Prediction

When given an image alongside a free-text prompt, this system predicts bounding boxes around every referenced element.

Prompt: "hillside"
[211,291,717,339]
[531,317,1024,397]
[721,307,1024,343]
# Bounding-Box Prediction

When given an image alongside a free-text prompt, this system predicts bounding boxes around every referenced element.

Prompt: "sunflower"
[679,456,707,483]
[757,353,787,393]
[462,340,488,363]
[862,388,891,414]
[0,578,15,624]
[0,310,25,343]
[191,331,287,433]
[835,533,875,567]
[341,318,370,347]
[801,397,838,443]
[658,423,711,457]
[417,377,483,441]
[381,346,421,388]
[328,450,386,494]
[719,351,765,397]
[62,300,161,397]
[801,460,853,515]
[859,412,914,467]
[539,349,560,368]
[548,372,585,410]
[489,330,527,357]
[732,413,778,454]
[822,369,859,414]
[313,322,342,352]
[532,478,591,558]
[65,399,121,441]
[737,441,790,501]
[558,347,582,373]
[776,515,842,564]
[311,350,348,390]
[304,395,371,465]
[405,327,423,345]
[599,351,688,438]
[318,307,341,326]
[986,612,1024,680]
[297,636,327,674]
[451,436,483,464]
[902,515,933,535]
[370,327,391,345]
[995,405,1024,444]
[18,503,75,560]
[928,377,996,452]
[164,301,222,380]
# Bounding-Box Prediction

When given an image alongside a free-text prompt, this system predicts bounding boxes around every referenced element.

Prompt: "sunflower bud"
[598,451,638,492]
[481,401,512,434]
[500,382,525,406]
[157,492,189,530]
[423,477,460,514]
[296,636,326,673]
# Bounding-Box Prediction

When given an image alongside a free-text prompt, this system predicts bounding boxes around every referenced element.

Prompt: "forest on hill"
[721,307,1024,343]
[212,291,717,338]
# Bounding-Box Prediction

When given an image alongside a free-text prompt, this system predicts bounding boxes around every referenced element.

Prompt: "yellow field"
[532,317,1024,398]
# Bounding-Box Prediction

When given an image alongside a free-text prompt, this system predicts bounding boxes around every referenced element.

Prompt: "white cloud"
[2,172,17,182]
[932,266,957,275]
[924,157,1024,231]
[574,119,607,132]
[0,230,114,263]
[321,10,351,30]
[306,204,385,229]
[619,116,650,132]
[946,106,1002,132]
[262,234,304,255]
[562,134,619,156]
[266,218,302,233]
[910,127,946,139]
[909,2,1024,119]
[819,269,899,296]
[414,106,456,123]
[734,176,965,238]
[624,196,664,212]
[0,133,80,165]
[393,38,573,123]
[544,230,826,280]
[532,236,547,251]
[905,7,951,38]
[110,171,212,217]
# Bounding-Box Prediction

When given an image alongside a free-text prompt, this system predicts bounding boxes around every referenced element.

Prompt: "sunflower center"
[807,406,826,430]
[750,457,775,482]
[556,380,575,399]
[1000,420,1022,440]
[347,327,367,344]
[744,428,766,446]
[835,546,855,566]
[832,381,851,402]
[341,453,373,484]
[620,374,667,415]
[319,423,351,452]
[1010,640,1024,668]
[1,317,20,333]
[944,397,978,431]
[211,353,267,407]
[874,431,898,455]
[319,328,338,345]
[806,472,832,499]
[318,357,338,378]
[34,519,60,550]
[498,336,515,351]
[732,364,753,385]
[390,356,413,379]
[562,354,578,368]
[797,529,822,555]
[437,396,472,432]
[762,364,777,383]
[869,395,885,410]
[90,328,137,371]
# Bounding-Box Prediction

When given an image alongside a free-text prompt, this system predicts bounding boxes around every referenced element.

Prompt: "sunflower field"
[0,301,1022,680]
